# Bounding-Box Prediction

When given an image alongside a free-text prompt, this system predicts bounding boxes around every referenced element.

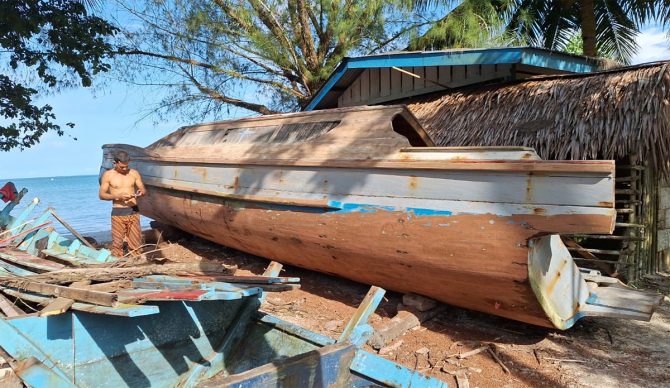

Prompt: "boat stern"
[528,235,663,330]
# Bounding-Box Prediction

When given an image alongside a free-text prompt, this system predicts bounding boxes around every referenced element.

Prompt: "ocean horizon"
[3,174,152,243]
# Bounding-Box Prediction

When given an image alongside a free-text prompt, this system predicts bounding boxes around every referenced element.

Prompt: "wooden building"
[305,48,668,280]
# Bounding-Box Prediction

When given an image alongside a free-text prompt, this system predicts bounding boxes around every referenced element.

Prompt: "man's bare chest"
[109,173,135,189]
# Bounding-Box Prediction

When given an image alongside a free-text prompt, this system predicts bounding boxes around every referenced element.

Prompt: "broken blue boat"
[0,189,447,387]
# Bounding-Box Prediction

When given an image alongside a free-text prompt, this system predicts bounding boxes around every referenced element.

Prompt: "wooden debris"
[9,262,236,284]
[49,209,96,249]
[38,297,75,317]
[378,339,404,355]
[87,280,132,292]
[455,370,470,388]
[0,280,117,306]
[402,293,438,312]
[0,293,24,317]
[544,357,586,363]
[368,304,441,349]
[457,345,490,359]
[487,348,510,374]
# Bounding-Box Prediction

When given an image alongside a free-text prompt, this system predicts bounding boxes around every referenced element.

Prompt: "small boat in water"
[101,105,662,329]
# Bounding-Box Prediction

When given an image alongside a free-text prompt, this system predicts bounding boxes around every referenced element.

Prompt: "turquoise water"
[3,175,152,242]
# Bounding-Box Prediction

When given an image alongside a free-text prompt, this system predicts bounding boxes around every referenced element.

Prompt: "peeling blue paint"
[407,207,452,216]
[327,201,453,217]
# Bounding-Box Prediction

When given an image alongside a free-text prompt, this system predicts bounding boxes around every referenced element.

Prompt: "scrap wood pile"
[0,251,300,319]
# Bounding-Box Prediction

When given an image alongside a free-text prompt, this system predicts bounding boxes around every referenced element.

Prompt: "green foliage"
[411,1,662,64]
[115,0,426,117]
[563,32,584,56]
[409,0,526,50]
[0,0,117,151]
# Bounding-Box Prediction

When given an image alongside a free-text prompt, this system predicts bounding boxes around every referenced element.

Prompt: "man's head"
[113,151,130,174]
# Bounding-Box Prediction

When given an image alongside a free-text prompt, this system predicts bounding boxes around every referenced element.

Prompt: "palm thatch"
[405,62,670,177]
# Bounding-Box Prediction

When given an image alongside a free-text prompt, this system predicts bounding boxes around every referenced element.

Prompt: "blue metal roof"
[304,47,604,111]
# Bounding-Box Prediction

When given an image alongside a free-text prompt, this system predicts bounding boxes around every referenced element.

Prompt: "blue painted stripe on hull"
[328,201,453,216]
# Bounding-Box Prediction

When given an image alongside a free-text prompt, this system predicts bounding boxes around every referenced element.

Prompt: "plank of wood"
[48,209,96,249]
[1,287,157,317]
[134,154,615,174]
[18,263,236,285]
[456,370,470,388]
[0,293,23,317]
[457,345,490,360]
[38,297,75,317]
[88,280,132,292]
[562,237,614,275]
[70,280,92,287]
[0,250,65,272]
[0,222,51,247]
[0,280,117,306]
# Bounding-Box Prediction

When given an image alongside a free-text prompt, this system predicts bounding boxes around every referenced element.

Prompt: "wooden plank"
[568,234,643,241]
[380,67,391,96]
[0,259,36,276]
[562,237,615,275]
[369,67,380,99]
[438,65,451,85]
[390,65,402,97]
[0,250,65,272]
[88,280,132,292]
[350,76,361,103]
[48,210,96,249]
[0,288,158,317]
[401,67,413,93]
[0,292,23,317]
[567,247,621,256]
[135,154,616,174]
[38,297,74,317]
[0,280,117,306]
[360,69,370,102]
[0,222,51,247]
[414,66,425,89]
[425,66,438,86]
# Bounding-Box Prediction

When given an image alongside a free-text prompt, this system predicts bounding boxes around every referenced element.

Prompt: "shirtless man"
[99,151,147,257]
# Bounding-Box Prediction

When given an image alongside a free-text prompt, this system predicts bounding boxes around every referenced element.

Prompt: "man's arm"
[99,172,114,200]
[134,170,147,196]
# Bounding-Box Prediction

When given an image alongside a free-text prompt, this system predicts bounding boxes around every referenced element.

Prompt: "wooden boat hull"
[116,159,615,329]
[100,106,662,329]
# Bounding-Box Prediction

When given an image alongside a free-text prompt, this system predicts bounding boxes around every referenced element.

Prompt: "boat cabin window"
[392,115,428,146]
[173,121,340,146]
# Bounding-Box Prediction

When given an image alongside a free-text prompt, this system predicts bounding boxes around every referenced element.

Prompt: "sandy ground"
[149,234,670,388]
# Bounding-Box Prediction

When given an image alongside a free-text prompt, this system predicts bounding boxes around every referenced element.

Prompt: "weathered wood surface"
[141,190,564,327]
[38,297,74,317]
[0,293,24,317]
[100,105,617,328]
[0,280,117,306]
[18,262,236,284]
[0,249,65,272]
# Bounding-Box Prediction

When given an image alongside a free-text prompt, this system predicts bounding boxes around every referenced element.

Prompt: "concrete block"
[657,229,670,251]
[659,188,670,210]
[402,293,438,312]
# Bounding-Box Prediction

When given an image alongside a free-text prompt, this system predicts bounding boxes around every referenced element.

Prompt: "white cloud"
[632,28,670,65]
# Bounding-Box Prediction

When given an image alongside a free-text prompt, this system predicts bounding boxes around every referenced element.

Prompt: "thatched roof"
[405,61,670,175]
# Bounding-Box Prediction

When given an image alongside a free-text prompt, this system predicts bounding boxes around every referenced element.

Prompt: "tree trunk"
[580,0,597,57]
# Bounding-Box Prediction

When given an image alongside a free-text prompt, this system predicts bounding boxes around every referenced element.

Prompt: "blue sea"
[3,175,152,242]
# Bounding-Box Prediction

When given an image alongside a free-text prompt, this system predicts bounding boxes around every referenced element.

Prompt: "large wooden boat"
[102,105,662,329]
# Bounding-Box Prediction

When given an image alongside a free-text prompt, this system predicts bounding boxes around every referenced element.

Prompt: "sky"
[1,25,670,180]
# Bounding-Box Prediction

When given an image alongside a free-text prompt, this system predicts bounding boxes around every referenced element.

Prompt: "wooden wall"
[338,64,513,107]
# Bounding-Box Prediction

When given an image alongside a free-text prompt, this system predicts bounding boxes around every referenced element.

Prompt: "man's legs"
[126,213,143,256]
[111,215,125,257]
